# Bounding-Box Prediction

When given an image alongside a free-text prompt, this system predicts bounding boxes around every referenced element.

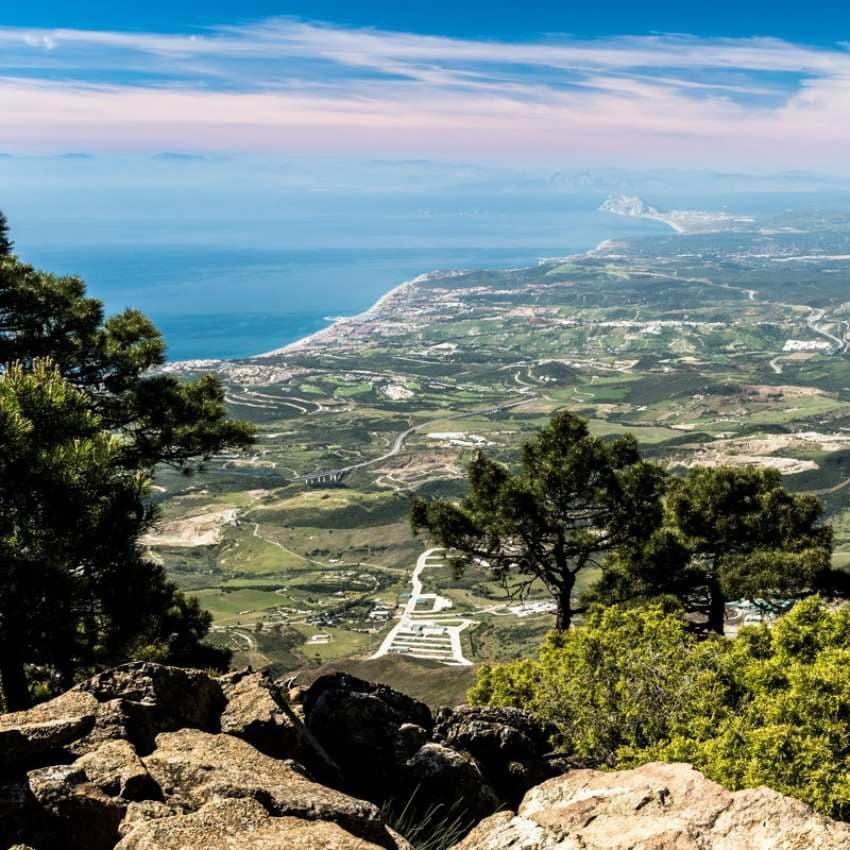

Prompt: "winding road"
[302,395,536,485]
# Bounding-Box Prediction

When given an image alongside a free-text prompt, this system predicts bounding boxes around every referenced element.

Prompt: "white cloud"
[1,19,850,168]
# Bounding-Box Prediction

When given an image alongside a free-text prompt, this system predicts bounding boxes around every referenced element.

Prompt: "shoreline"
[251,270,463,359]
[225,228,646,364]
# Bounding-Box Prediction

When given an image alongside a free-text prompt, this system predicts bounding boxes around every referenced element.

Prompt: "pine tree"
[0,211,12,256]
[594,466,846,634]
[0,257,254,709]
[411,411,666,631]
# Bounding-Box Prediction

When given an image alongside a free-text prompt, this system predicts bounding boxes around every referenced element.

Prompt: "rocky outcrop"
[303,672,433,801]
[401,743,498,823]
[301,676,562,829]
[218,668,340,785]
[0,691,99,769]
[5,666,850,850]
[0,664,409,850]
[141,729,386,842]
[451,761,850,850]
[114,798,412,850]
[432,705,558,807]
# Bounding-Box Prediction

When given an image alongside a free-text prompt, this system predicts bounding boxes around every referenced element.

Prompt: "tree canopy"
[0,211,12,256]
[0,251,254,709]
[411,411,666,630]
[593,466,845,633]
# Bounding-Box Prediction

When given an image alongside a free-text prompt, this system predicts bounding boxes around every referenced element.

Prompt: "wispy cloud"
[2,19,850,168]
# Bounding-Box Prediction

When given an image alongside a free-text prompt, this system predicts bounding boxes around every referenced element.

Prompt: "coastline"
[248,223,661,362]
[251,270,459,359]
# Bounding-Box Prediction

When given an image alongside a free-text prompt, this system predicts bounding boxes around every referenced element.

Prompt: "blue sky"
[2,2,850,170]
[7,0,850,44]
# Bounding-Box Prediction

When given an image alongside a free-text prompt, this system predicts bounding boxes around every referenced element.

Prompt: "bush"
[469,598,850,819]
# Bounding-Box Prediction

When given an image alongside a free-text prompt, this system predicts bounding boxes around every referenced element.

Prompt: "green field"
[147,209,850,699]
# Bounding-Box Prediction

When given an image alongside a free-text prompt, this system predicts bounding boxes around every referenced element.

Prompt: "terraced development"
[149,205,850,677]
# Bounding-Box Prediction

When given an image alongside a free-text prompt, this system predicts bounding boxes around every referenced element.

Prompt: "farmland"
[148,208,850,677]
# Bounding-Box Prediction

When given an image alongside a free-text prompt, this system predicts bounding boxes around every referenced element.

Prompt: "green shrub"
[469,598,850,819]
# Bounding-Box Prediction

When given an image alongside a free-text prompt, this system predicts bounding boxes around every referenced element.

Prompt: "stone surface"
[142,729,390,845]
[218,668,340,784]
[74,662,224,752]
[303,673,432,800]
[451,762,850,850]
[26,763,127,850]
[433,705,557,807]
[115,797,411,850]
[24,740,160,850]
[402,743,499,823]
[0,690,99,768]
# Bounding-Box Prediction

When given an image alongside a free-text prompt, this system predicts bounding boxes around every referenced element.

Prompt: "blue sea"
[11,155,833,362]
[20,239,648,361]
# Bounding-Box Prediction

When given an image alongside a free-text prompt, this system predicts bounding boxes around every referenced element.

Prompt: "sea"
[10,155,840,362]
[15,206,668,361]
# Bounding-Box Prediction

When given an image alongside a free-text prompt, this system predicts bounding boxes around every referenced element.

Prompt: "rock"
[71,740,160,801]
[218,668,341,785]
[74,662,224,752]
[115,796,412,850]
[433,705,558,807]
[24,740,160,850]
[26,763,126,850]
[142,729,392,845]
[0,690,98,768]
[402,743,499,825]
[303,673,432,800]
[451,762,850,850]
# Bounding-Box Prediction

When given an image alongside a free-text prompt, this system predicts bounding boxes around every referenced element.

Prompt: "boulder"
[142,728,393,846]
[24,740,160,850]
[451,762,850,850]
[218,668,340,785]
[26,764,127,850]
[432,705,558,806]
[74,662,225,752]
[401,743,499,824]
[0,690,99,769]
[303,673,432,801]
[115,796,412,850]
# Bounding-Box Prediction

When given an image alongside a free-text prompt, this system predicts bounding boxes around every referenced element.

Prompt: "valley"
[147,207,850,675]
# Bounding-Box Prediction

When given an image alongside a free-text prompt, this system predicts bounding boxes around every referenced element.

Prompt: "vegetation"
[470,598,850,820]
[411,411,666,630]
[0,210,12,256]
[0,250,254,709]
[595,466,847,633]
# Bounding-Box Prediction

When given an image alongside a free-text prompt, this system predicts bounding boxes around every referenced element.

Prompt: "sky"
[3,1,850,170]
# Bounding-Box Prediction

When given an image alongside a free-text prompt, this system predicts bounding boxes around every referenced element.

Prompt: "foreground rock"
[303,673,433,801]
[452,761,850,850]
[116,797,413,850]
[0,691,99,769]
[8,665,847,850]
[218,669,341,785]
[142,729,387,843]
[433,705,558,808]
[0,664,409,850]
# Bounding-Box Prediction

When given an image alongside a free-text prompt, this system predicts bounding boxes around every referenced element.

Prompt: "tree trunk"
[707,576,726,635]
[0,652,30,711]
[554,577,575,632]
